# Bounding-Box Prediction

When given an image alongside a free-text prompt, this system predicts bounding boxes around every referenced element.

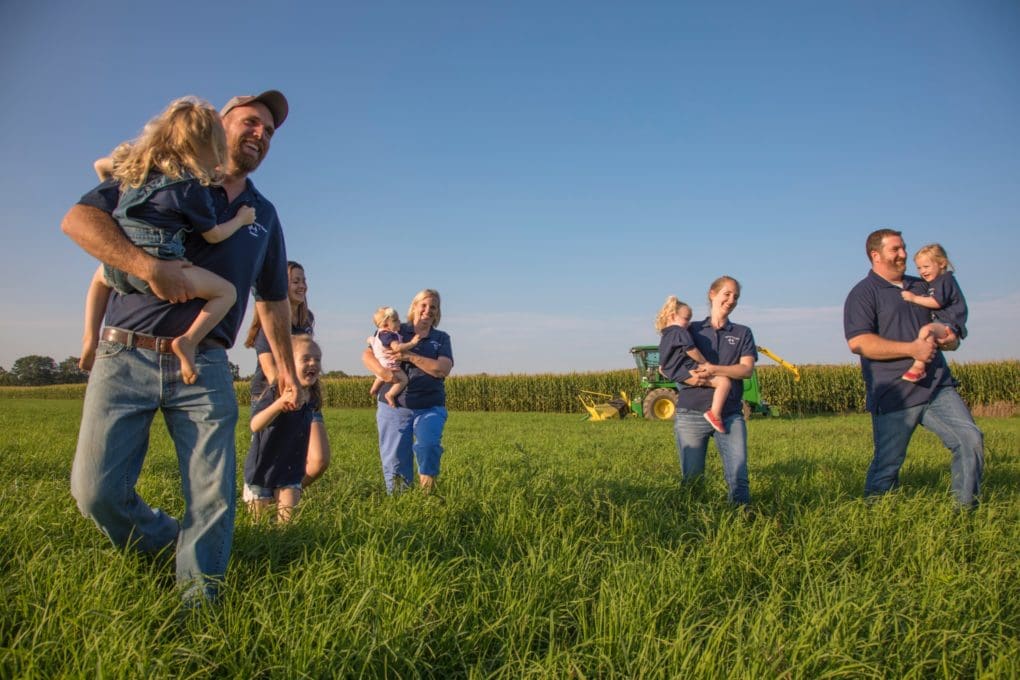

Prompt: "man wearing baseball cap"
[63,89,296,605]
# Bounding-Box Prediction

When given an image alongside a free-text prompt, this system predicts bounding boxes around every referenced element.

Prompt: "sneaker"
[902,369,925,383]
[704,410,725,433]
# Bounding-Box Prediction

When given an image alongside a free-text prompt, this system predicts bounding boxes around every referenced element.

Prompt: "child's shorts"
[243,482,302,502]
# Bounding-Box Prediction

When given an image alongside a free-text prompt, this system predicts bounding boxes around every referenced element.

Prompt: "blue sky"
[2,1,1018,377]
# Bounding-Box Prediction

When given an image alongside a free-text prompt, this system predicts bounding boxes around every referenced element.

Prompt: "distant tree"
[0,366,16,386]
[56,357,90,384]
[229,361,241,381]
[321,370,350,379]
[11,355,58,386]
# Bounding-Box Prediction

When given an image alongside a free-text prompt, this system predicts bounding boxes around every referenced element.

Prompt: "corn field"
[4,361,1017,415]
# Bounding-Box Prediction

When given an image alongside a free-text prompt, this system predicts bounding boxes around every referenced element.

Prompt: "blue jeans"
[70,340,238,601]
[375,402,447,493]
[866,386,983,506]
[673,408,750,505]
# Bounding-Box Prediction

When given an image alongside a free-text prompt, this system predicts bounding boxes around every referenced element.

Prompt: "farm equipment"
[578,390,631,421]
[628,345,800,420]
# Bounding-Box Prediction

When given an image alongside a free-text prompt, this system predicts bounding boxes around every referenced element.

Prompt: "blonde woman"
[79,96,256,384]
[362,289,453,493]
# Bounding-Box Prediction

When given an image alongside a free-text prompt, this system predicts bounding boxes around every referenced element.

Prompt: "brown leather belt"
[101,327,175,354]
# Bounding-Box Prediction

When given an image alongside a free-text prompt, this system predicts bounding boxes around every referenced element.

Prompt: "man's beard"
[229,138,263,174]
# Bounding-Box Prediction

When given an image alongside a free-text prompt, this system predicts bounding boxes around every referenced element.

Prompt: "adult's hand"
[145,258,196,304]
[910,336,937,363]
[936,327,960,352]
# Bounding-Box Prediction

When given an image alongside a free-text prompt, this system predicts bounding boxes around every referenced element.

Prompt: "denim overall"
[103,174,194,296]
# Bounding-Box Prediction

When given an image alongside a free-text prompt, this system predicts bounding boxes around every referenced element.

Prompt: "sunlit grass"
[2,400,1018,677]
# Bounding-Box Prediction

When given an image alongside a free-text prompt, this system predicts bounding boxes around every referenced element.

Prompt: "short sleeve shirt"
[658,325,698,381]
[378,323,453,410]
[243,386,313,489]
[79,178,288,347]
[843,270,957,414]
[928,272,968,339]
[672,318,757,416]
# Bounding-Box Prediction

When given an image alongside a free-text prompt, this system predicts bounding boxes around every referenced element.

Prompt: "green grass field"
[2,399,1018,678]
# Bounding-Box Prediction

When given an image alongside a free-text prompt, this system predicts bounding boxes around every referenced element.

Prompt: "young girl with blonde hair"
[244,334,323,522]
[368,306,421,407]
[900,243,968,382]
[656,295,731,433]
[79,96,256,384]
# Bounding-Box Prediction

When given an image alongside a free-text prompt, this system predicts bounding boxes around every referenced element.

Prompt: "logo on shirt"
[247,221,268,237]
[725,335,738,346]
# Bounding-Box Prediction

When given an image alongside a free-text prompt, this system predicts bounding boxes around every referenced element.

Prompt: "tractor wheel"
[643,388,677,421]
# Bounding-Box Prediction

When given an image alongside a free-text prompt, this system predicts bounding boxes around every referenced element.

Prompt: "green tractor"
[628,345,799,421]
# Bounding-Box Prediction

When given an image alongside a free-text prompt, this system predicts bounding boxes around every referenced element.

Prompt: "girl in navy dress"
[243,334,322,522]
[79,96,256,384]
[900,243,968,382]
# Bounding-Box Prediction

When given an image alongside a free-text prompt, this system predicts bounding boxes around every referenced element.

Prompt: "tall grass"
[2,399,1018,677]
[3,361,1016,415]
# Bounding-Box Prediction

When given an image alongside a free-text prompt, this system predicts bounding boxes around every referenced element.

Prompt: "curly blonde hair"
[915,243,955,273]
[654,295,692,332]
[110,96,226,189]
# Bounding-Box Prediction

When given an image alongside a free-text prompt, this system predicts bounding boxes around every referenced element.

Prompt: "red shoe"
[704,410,725,433]
[902,369,925,383]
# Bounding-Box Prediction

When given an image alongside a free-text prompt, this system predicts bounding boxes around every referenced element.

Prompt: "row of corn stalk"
[4,361,1017,415]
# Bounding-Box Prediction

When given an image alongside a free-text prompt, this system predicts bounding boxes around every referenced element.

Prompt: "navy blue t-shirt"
[377,323,453,410]
[844,270,957,414]
[78,178,288,347]
[658,325,699,381]
[671,318,757,416]
[244,386,313,489]
[118,174,219,237]
[927,271,968,339]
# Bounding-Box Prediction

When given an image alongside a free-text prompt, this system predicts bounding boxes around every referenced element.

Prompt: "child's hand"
[901,290,916,303]
[279,385,299,406]
[236,205,256,225]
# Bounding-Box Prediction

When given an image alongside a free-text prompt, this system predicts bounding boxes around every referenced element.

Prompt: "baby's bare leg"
[709,375,731,418]
[171,266,237,384]
[370,376,384,396]
[904,323,948,381]
[385,369,409,407]
[80,266,111,371]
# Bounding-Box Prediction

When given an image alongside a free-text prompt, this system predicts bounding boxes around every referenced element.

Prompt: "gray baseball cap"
[220,90,288,128]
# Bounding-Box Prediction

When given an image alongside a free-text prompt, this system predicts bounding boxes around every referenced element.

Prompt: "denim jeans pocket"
[95,339,127,361]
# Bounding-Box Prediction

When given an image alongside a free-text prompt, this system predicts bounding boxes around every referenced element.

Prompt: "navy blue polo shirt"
[377,323,453,410]
[79,178,289,347]
[672,318,757,416]
[244,385,313,488]
[843,270,957,414]
[658,325,698,382]
[928,272,968,339]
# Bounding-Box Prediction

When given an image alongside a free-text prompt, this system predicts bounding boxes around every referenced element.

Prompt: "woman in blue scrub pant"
[663,276,758,505]
[362,289,453,493]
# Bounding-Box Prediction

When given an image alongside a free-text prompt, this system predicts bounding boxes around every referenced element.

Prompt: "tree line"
[0,355,242,386]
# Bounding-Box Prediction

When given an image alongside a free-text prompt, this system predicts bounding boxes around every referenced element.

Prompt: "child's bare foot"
[369,383,380,397]
[172,336,199,385]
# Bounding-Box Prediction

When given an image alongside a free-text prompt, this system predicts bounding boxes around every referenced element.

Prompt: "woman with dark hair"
[245,261,330,487]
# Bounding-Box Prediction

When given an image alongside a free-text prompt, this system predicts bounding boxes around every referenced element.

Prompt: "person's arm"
[256,299,299,408]
[901,290,941,310]
[362,346,394,382]
[847,333,936,362]
[79,266,111,370]
[61,204,195,303]
[93,157,114,181]
[691,355,755,381]
[401,352,453,379]
[389,334,421,353]
[934,326,960,352]
[202,205,256,244]
[257,352,278,387]
[250,386,298,432]
[686,347,708,364]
